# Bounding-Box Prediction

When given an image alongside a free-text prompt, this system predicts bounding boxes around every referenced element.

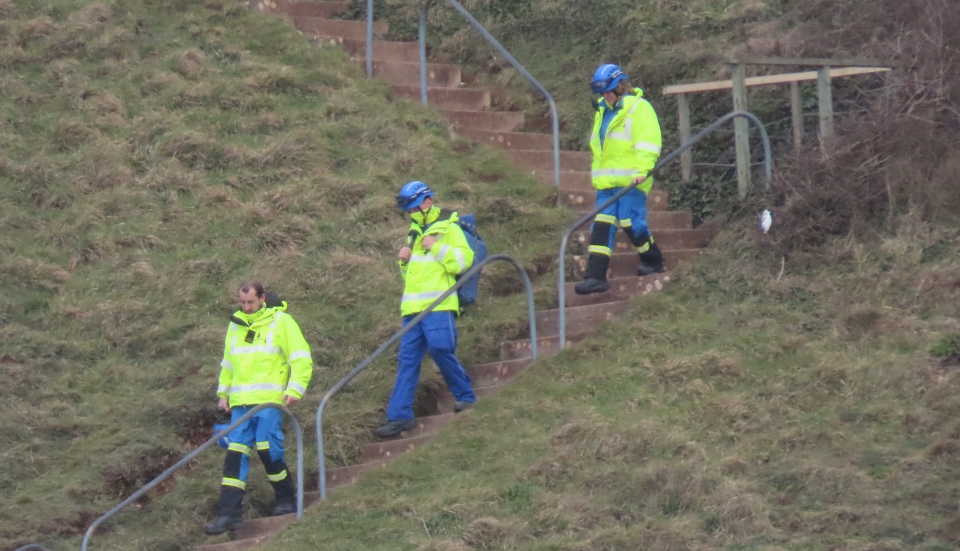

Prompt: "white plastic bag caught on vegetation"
[759,210,772,233]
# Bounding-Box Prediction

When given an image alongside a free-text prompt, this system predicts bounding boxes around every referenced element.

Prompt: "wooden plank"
[678,93,692,182]
[790,81,803,153]
[729,57,896,68]
[662,66,891,96]
[817,66,834,139]
[731,63,751,199]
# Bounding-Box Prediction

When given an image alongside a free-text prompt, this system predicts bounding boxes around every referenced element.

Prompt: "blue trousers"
[386,310,476,421]
[589,187,651,256]
[225,406,286,485]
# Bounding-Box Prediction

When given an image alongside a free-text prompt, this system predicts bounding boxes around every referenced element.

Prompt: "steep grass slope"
[0,0,565,548]
[269,222,960,551]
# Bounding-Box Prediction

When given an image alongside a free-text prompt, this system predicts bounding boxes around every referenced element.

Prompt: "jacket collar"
[230,302,287,327]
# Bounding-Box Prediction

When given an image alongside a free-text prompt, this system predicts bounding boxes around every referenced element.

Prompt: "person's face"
[238,289,265,315]
[406,196,433,214]
[602,90,618,105]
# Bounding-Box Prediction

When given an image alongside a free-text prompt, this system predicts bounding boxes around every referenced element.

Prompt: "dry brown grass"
[460,517,528,550]
[71,143,135,191]
[0,0,15,19]
[142,158,206,195]
[52,119,100,151]
[17,16,57,46]
[177,48,206,79]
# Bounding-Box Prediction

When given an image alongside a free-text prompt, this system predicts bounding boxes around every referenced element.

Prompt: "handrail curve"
[362,1,561,204]
[557,110,773,347]
[81,403,304,551]
[14,545,53,551]
[316,254,537,498]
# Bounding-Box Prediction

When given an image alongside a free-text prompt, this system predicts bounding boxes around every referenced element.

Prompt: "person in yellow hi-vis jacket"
[375,181,477,438]
[204,280,312,536]
[575,63,664,295]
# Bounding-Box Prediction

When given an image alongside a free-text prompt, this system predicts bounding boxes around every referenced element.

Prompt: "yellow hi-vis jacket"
[590,88,663,194]
[217,301,313,407]
[399,208,474,316]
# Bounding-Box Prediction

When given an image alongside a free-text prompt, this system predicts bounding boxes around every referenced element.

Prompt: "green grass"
[0,0,568,548]
[265,220,960,551]
[5,0,960,549]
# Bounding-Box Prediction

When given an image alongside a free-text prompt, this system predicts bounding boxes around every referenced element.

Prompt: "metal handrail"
[362,1,560,204]
[81,403,304,551]
[557,110,773,348]
[425,0,562,204]
[316,254,537,498]
[15,545,52,551]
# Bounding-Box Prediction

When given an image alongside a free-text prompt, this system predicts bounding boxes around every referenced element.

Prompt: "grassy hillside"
[362,0,914,221]
[6,0,960,549]
[268,220,960,551]
[0,0,565,548]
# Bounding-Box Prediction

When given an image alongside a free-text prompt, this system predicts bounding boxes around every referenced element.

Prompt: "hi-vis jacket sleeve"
[398,223,424,280]
[217,323,234,399]
[431,222,474,276]
[279,314,313,399]
[631,99,663,178]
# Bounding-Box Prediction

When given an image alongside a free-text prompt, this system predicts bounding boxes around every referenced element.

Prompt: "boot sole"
[574,284,610,295]
[204,520,243,535]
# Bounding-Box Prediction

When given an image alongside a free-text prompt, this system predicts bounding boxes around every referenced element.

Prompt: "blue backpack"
[454,213,487,307]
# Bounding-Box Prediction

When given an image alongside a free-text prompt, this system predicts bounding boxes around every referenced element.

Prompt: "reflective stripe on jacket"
[398,210,474,316]
[590,88,662,193]
[217,302,313,407]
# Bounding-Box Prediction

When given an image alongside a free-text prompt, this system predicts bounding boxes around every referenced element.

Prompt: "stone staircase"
[195,2,714,549]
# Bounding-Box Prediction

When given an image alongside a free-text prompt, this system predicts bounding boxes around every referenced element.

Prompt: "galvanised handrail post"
[365,0,373,78]
[419,2,431,105]
[14,545,52,551]
[81,403,304,551]
[557,110,772,348]
[417,0,562,204]
[316,254,536,498]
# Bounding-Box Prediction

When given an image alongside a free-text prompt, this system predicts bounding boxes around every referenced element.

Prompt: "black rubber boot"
[375,418,418,438]
[270,476,297,516]
[574,254,611,295]
[637,242,665,276]
[204,486,244,535]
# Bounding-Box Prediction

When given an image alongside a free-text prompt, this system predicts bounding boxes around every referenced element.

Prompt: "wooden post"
[817,65,834,141]
[790,81,803,153]
[678,93,692,182]
[731,62,751,199]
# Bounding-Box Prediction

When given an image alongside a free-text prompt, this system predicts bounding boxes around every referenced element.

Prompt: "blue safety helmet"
[590,63,627,94]
[396,180,435,211]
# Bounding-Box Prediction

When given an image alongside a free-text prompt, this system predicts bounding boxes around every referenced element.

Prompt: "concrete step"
[366,60,461,87]
[339,38,420,63]
[500,331,591,361]
[560,186,669,212]
[325,459,390,489]
[571,248,701,279]
[194,535,269,551]
[358,434,434,463]
[234,514,295,540]
[441,109,525,133]
[561,187,668,211]
[563,272,672,308]
[399,413,455,439]
[270,0,349,18]
[436,383,505,413]
[571,227,715,254]
[467,358,532,387]
[457,129,554,150]
[535,301,631,336]
[293,16,388,41]
[507,150,592,173]
[391,84,491,111]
